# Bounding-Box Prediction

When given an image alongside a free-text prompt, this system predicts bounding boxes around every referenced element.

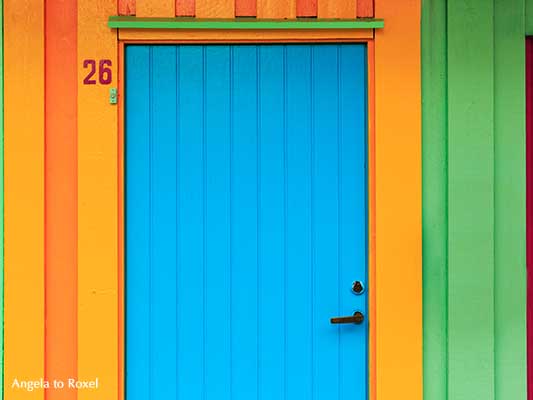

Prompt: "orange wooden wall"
[118,0,374,17]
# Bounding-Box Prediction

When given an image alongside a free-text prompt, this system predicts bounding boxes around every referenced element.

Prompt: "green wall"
[422,0,527,399]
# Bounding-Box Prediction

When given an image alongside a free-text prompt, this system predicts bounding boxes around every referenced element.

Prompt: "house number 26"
[83,59,113,85]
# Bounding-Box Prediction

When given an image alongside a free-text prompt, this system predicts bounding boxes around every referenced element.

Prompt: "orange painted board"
[118,40,126,400]
[137,0,174,17]
[118,0,136,16]
[357,0,373,17]
[367,39,376,400]
[296,0,317,17]
[196,0,234,18]
[176,0,195,16]
[4,0,45,398]
[45,0,78,399]
[235,0,256,17]
[77,0,118,399]
[118,28,373,41]
[318,0,356,18]
[257,0,296,19]
[375,0,422,399]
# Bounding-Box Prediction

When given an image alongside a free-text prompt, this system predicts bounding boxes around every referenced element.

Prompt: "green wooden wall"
[422,0,527,399]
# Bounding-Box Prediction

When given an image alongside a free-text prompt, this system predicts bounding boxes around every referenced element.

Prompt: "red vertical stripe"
[176,0,195,16]
[357,0,373,17]
[119,0,137,15]
[527,36,533,400]
[296,0,317,17]
[236,0,257,16]
[45,0,78,399]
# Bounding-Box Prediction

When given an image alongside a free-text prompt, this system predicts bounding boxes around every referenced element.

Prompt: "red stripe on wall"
[356,0,373,17]
[119,0,136,15]
[296,0,317,17]
[176,0,195,16]
[527,36,533,400]
[236,0,257,16]
[45,0,78,399]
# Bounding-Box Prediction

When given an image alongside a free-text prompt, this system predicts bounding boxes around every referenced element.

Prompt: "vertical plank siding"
[374,0,422,399]
[176,0,195,16]
[528,37,533,400]
[45,1,78,399]
[77,0,119,400]
[118,0,372,18]
[423,1,527,400]
[3,0,45,398]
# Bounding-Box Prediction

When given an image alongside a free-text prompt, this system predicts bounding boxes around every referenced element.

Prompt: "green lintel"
[108,16,384,30]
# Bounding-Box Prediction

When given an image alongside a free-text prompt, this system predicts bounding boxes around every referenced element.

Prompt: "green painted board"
[494,0,527,398]
[448,0,495,398]
[526,0,533,35]
[421,0,448,399]
[107,16,384,29]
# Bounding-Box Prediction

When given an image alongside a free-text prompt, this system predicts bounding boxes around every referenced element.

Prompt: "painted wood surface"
[421,0,447,399]
[318,0,356,18]
[374,0,422,399]
[529,37,533,400]
[77,1,118,400]
[118,0,136,15]
[118,0,373,17]
[176,0,195,16]
[45,1,78,399]
[4,0,45,398]
[196,0,234,18]
[125,44,368,400]
[357,0,373,17]
[423,1,527,400]
[235,0,256,16]
[136,0,174,17]
[297,0,317,17]
[0,0,4,396]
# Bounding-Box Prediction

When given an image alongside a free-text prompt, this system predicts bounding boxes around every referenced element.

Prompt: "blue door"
[125,44,367,400]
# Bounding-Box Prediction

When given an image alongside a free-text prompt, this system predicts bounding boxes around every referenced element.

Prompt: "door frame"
[115,8,422,400]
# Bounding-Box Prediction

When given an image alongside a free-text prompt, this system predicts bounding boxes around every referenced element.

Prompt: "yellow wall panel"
[136,0,175,17]
[77,1,118,400]
[318,0,356,18]
[374,0,422,399]
[4,0,45,398]
[196,0,234,18]
[257,0,296,19]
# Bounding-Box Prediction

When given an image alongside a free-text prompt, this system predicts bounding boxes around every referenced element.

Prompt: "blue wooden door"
[125,44,367,400]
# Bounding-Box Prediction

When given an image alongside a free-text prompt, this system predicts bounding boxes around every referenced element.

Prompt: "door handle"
[330,311,364,325]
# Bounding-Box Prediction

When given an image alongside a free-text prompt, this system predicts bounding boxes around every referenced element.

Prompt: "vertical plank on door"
[356,0,373,17]
[137,0,174,17]
[296,0,317,17]
[77,0,118,399]
[318,0,356,18]
[494,1,527,399]
[204,46,232,400]
[125,46,151,400]
[118,0,136,15]
[421,0,448,399]
[176,0,194,16]
[196,0,234,18]
[257,0,296,19]
[151,46,178,400]
[448,0,495,399]
[176,46,205,400]
[312,45,341,400]
[4,0,45,398]
[231,45,259,400]
[258,45,286,400]
[235,0,256,17]
[339,44,368,400]
[286,45,313,400]
[45,0,78,399]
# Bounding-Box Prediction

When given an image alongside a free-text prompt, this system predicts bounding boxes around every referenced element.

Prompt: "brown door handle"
[330,311,364,325]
